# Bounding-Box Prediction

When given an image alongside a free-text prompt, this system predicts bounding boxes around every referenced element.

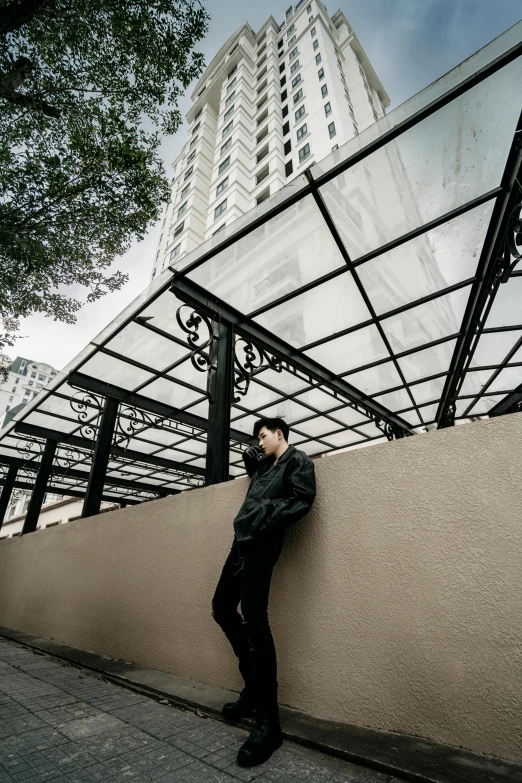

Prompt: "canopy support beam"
[170,277,413,435]
[436,113,522,427]
[68,372,253,445]
[206,318,234,485]
[15,422,205,477]
[82,396,119,519]
[0,466,18,530]
[22,439,58,535]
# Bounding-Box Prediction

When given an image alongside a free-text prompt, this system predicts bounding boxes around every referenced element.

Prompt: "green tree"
[0,0,209,378]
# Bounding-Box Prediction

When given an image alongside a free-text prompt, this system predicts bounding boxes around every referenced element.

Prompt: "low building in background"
[0,497,121,539]
[0,356,58,429]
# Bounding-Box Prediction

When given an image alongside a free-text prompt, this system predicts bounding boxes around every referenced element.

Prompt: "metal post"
[22,440,58,535]
[205,318,233,485]
[120,501,127,509]
[0,466,18,531]
[82,396,119,518]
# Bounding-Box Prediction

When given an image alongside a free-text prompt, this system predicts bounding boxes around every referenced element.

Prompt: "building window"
[306,4,312,12]
[280,75,287,87]
[287,23,295,36]
[291,73,301,89]
[226,78,236,93]
[173,221,184,238]
[280,62,285,73]
[353,123,359,135]
[218,156,231,175]
[286,6,293,19]
[222,121,233,138]
[308,15,313,22]
[178,202,187,218]
[11,387,16,393]
[318,67,324,80]
[180,183,190,198]
[313,39,319,51]
[228,64,237,79]
[216,177,228,196]
[195,108,202,120]
[282,120,290,136]
[257,109,268,128]
[288,34,296,46]
[328,121,336,138]
[187,149,196,163]
[285,159,294,177]
[221,137,232,155]
[321,83,328,98]
[225,91,235,106]
[257,79,267,94]
[214,199,227,219]
[192,122,200,134]
[31,372,36,378]
[284,139,292,155]
[282,104,289,118]
[184,166,193,181]
[295,105,305,121]
[170,244,181,261]
[224,105,234,121]
[281,89,288,101]
[311,26,316,37]
[213,222,227,235]
[315,52,322,65]
[296,123,307,141]
[257,93,268,110]
[256,186,270,205]
[298,142,310,162]
[293,88,303,104]
[257,124,269,143]
[290,59,300,74]
[256,164,269,184]
[289,46,298,61]
[278,38,283,48]
[189,135,198,149]
[332,144,338,151]
[324,101,332,117]
[256,144,269,163]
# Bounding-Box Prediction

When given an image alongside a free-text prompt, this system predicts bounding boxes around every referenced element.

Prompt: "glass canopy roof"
[1,22,521,502]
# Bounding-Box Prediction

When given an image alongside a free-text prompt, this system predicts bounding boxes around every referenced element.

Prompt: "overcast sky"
[12,0,522,373]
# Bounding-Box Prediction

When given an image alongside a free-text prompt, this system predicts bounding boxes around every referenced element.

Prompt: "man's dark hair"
[253,417,290,442]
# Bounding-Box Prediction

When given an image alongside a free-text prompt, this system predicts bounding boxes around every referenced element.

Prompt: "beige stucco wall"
[0,413,521,764]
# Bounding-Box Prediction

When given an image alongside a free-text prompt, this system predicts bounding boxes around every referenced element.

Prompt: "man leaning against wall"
[211,416,317,768]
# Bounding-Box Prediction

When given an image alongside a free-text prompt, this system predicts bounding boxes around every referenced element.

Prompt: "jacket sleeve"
[259,458,316,534]
[243,450,270,478]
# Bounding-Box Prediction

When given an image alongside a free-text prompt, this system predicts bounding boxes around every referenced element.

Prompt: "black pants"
[211,527,285,716]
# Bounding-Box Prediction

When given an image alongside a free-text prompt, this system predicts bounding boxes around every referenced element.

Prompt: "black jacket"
[233,444,317,541]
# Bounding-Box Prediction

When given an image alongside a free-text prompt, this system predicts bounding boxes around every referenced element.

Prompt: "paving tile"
[0,637,394,783]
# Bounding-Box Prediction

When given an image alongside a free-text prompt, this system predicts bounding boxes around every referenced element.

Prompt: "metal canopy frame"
[1,22,521,530]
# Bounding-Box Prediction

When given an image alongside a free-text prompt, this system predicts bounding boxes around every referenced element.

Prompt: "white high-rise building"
[151,2,389,280]
[0,356,58,430]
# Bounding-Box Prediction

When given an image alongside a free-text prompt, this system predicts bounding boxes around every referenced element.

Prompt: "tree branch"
[0,0,52,35]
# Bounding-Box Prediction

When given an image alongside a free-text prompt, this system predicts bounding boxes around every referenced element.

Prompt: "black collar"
[272,443,295,467]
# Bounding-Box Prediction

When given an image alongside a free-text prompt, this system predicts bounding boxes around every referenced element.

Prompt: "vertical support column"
[0,466,18,531]
[22,440,58,535]
[82,396,119,518]
[205,318,234,485]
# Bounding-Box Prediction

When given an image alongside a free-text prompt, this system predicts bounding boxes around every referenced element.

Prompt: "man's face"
[258,425,281,457]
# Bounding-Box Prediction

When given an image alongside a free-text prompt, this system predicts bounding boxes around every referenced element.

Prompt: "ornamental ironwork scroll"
[176,305,212,373]
[70,390,103,439]
[115,405,164,450]
[233,337,283,403]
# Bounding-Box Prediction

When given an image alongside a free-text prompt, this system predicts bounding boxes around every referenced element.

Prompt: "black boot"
[221,686,257,721]
[236,711,283,767]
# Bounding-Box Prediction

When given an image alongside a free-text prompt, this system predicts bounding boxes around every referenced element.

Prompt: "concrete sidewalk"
[0,636,399,783]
